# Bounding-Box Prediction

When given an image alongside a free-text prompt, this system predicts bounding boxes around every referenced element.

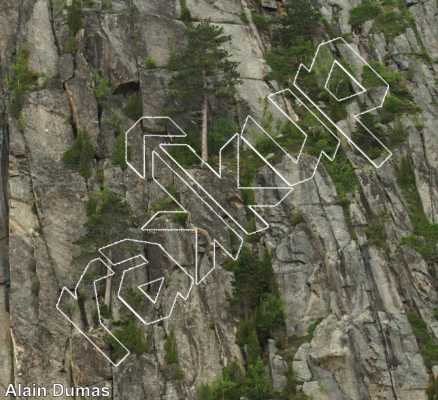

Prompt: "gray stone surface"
[1,1,438,400]
[267,339,287,390]
[25,0,59,77]
[65,53,101,155]
[135,15,187,69]
[186,0,243,22]
[410,0,438,60]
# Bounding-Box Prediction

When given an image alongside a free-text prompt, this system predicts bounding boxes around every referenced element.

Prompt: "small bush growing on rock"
[398,156,438,260]
[164,324,178,364]
[145,55,156,69]
[251,12,270,30]
[107,320,149,362]
[67,0,83,36]
[179,0,192,20]
[123,92,143,120]
[65,302,76,317]
[62,36,78,55]
[29,258,36,272]
[111,133,131,171]
[291,213,303,226]
[62,127,95,181]
[9,45,38,119]
[348,2,381,28]
[406,63,414,81]
[172,364,183,380]
[105,112,123,135]
[171,211,186,226]
[93,69,112,110]
[407,311,438,369]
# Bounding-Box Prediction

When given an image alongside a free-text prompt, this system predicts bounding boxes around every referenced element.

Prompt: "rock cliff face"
[1,0,438,399]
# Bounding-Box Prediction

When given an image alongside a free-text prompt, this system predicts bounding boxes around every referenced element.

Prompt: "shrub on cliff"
[123,92,143,120]
[106,320,149,362]
[9,45,38,119]
[62,127,95,181]
[67,0,83,36]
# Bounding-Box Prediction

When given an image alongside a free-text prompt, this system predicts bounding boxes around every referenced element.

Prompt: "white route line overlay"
[56,241,195,366]
[58,37,393,366]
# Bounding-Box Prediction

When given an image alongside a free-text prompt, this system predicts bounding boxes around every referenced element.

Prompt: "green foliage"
[62,127,95,181]
[31,276,40,296]
[406,63,414,81]
[124,288,144,311]
[67,0,83,36]
[172,363,184,380]
[322,154,359,240]
[426,376,438,399]
[348,2,381,28]
[93,70,112,110]
[180,0,192,20]
[164,324,178,364]
[407,311,438,369]
[208,118,238,155]
[62,36,78,55]
[145,55,156,69]
[111,133,131,171]
[73,188,138,264]
[251,12,270,30]
[167,125,201,166]
[224,247,279,318]
[291,213,304,226]
[19,115,25,133]
[172,211,186,226]
[165,19,242,160]
[9,45,38,119]
[328,94,347,122]
[0,112,4,128]
[107,320,149,361]
[105,112,123,135]
[371,8,415,41]
[99,302,110,319]
[364,225,386,247]
[66,302,76,317]
[53,0,65,17]
[322,154,359,198]
[29,258,36,272]
[153,197,175,212]
[228,228,237,253]
[398,157,438,260]
[123,92,143,120]
[388,118,406,147]
[264,0,319,85]
[196,357,248,400]
[255,293,286,337]
[246,356,272,400]
[280,0,320,40]
[362,61,420,121]
[240,12,249,23]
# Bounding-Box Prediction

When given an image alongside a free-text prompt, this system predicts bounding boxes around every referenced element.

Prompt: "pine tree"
[165,19,242,162]
[74,188,138,309]
[164,323,178,364]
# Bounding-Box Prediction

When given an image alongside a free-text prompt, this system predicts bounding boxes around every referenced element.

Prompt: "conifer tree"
[165,19,242,163]
[74,188,138,309]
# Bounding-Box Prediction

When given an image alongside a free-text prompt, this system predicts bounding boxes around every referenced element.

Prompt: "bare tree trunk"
[104,249,112,311]
[201,71,208,163]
